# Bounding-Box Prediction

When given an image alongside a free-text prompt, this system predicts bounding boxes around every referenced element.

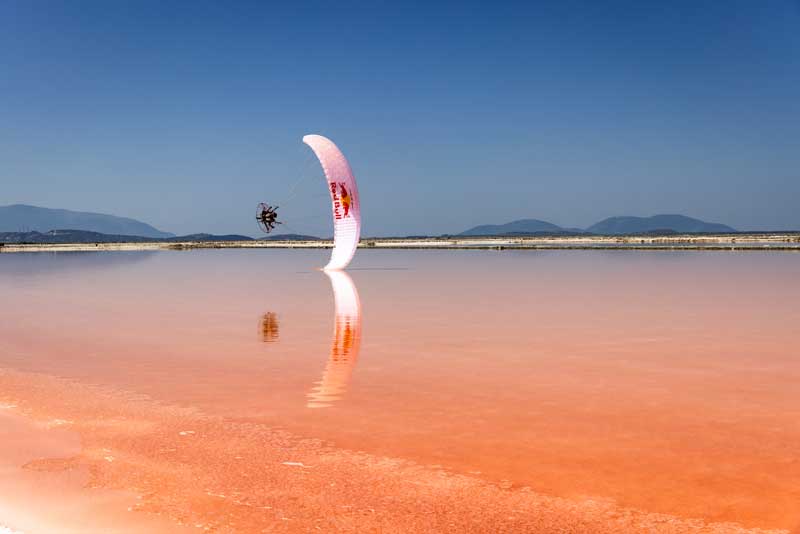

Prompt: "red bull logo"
[330,182,353,220]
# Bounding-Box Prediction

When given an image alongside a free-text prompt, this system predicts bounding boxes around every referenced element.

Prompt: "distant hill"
[460,219,567,236]
[587,214,736,235]
[0,204,174,238]
[0,230,152,244]
[0,229,253,244]
[458,214,737,237]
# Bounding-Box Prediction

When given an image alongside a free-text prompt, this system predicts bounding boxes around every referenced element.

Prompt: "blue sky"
[1,0,798,236]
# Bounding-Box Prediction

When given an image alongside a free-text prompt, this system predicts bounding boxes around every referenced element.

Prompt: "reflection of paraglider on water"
[255,134,361,271]
[307,270,362,408]
[260,312,279,342]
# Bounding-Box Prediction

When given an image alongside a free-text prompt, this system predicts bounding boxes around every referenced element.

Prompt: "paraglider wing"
[302,134,361,270]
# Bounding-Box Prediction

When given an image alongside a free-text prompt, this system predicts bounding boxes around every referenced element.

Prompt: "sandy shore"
[0,408,195,534]
[1,233,799,253]
[0,369,792,534]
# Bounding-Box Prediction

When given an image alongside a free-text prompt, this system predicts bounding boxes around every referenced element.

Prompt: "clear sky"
[1,0,798,236]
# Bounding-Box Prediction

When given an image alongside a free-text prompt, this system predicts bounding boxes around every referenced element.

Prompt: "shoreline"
[1,233,799,253]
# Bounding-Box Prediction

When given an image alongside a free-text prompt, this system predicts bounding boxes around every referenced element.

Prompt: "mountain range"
[460,214,736,236]
[0,230,254,244]
[1,205,739,242]
[459,219,574,236]
[0,204,174,238]
[0,228,324,244]
[586,215,735,234]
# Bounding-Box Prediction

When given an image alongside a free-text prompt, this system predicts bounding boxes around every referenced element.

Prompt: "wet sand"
[1,250,799,532]
[0,408,194,534]
[0,370,788,534]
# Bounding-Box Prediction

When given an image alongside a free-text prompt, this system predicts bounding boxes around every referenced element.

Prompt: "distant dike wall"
[2,233,800,253]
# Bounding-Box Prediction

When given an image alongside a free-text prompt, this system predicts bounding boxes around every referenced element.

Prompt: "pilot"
[258,205,279,232]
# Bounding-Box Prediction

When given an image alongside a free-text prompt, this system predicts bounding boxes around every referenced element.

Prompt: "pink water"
[1,249,799,532]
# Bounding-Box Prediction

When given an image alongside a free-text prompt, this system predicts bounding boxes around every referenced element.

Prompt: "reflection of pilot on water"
[260,312,279,342]
[307,270,362,409]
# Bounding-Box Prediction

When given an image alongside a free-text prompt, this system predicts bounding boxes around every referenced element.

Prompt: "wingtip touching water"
[302,134,361,271]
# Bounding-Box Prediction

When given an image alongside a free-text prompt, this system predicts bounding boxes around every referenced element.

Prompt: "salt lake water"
[1,249,798,532]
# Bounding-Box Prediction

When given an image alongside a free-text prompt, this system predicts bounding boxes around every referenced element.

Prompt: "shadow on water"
[347,267,410,271]
[294,268,410,273]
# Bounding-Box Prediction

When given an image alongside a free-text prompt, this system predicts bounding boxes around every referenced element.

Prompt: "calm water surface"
[1,249,799,530]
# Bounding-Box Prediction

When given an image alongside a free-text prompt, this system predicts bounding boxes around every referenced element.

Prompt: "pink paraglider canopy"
[302,134,361,271]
